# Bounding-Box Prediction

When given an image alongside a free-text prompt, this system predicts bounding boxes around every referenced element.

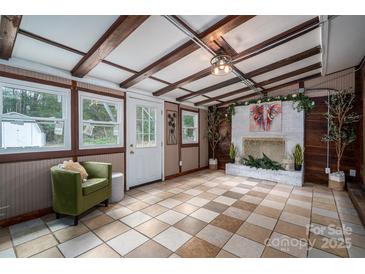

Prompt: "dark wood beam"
[0,15,22,60]
[120,15,255,88]
[71,16,149,78]
[177,46,321,102]
[216,72,321,107]
[195,62,322,106]
[153,17,320,98]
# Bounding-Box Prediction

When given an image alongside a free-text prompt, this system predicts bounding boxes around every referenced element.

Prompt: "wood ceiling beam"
[153,17,320,98]
[71,15,149,78]
[176,46,321,102]
[195,62,322,106]
[120,15,255,89]
[0,15,22,60]
[216,72,321,107]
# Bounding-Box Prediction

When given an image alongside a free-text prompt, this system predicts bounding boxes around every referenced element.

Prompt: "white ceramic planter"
[209,158,218,170]
[328,171,346,190]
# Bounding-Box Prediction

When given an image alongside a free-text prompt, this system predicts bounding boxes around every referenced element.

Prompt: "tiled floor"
[1,169,365,258]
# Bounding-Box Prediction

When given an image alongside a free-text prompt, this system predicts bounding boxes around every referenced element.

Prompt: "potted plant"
[292,144,304,171]
[208,106,224,169]
[229,143,237,163]
[322,89,360,190]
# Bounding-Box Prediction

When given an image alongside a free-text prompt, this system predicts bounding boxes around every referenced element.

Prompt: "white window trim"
[79,91,124,149]
[0,77,71,154]
[181,110,199,145]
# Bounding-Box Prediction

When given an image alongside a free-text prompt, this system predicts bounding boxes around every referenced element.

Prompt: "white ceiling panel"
[220,90,258,102]
[263,69,321,89]
[205,101,221,106]
[132,78,168,93]
[153,48,212,83]
[326,16,365,74]
[183,73,236,91]
[179,15,225,33]
[234,28,320,74]
[186,95,209,104]
[13,35,81,71]
[106,16,189,71]
[166,88,191,99]
[204,82,247,98]
[86,62,133,83]
[252,54,321,83]
[20,16,119,52]
[223,15,316,53]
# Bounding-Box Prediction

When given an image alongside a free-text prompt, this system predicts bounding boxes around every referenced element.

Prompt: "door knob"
[130,150,134,154]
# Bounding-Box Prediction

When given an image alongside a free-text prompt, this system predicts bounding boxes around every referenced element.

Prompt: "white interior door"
[127,95,163,188]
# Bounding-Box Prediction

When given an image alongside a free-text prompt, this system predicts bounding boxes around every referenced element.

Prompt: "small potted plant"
[292,144,304,171]
[208,106,224,169]
[229,143,237,164]
[322,89,360,190]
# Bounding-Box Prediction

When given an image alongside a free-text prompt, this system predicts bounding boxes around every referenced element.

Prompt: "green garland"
[228,93,315,114]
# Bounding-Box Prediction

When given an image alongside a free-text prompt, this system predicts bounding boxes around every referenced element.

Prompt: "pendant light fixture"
[210,54,233,76]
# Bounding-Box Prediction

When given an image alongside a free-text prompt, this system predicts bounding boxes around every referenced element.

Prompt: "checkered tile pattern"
[1,170,365,258]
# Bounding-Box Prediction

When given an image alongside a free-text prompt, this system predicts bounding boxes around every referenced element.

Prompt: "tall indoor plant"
[207,105,224,169]
[323,89,360,190]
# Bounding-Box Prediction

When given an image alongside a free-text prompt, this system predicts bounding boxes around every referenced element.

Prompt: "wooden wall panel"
[164,102,180,177]
[199,109,209,168]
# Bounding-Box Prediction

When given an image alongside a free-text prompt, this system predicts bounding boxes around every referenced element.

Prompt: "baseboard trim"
[165,166,208,181]
[0,207,53,227]
[347,182,365,227]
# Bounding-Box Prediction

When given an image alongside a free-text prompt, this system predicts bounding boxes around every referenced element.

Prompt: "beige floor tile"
[254,205,282,219]
[135,218,169,238]
[190,208,219,223]
[203,201,229,213]
[153,227,192,252]
[176,237,220,258]
[58,231,102,258]
[309,233,348,257]
[268,232,307,258]
[223,207,251,221]
[211,214,243,233]
[216,249,238,258]
[31,247,63,258]
[173,203,199,215]
[246,213,277,230]
[106,206,133,219]
[53,223,89,243]
[247,190,267,199]
[223,234,265,258]
[196,224,233,248]
[127,201,149,211]
[126,240,172,258]
[280,212,310,228]
[283,204,311,218]
[16,234,57,258]
[78,243,120,258]
[172,193,194,202]
[156,210,186,225]
[82,214,114,230]
[275,220,308,240]
[308,247,340,258]
[289,194,312,202]
[213,196,237,206]
[186,197,210,207]
[94,221,130,241]
[339,212,363,225]
[311,213,341,228]
[232,200,257,211]
[198,192,218,201]
[121,211,152,228]
[261,246,294,258]
[141,204,169,217]
[346,232,365,249]
[0,235,12,252]
[265,194,288,203]
[236,222,272,244]
[313,200,337,211]
[158,198,183,209]
[174,216,207,235]
[240,195,263,205]
[107,230,148,256]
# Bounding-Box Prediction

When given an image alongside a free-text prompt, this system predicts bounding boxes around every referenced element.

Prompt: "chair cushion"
[82,178,108,195]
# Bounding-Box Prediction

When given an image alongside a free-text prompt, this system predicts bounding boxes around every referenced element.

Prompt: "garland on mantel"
[226,93,315,119]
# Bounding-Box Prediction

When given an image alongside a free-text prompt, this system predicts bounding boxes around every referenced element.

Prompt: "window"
[136,105,156,148]
[181,110,198,144]
[0,78,71,154]
[79,92,123,149]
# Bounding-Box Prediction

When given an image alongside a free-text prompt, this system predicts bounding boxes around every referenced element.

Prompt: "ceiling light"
[211,54,232,76]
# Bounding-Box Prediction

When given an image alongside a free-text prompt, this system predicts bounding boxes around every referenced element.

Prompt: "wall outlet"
[325,167,331,174]
[349,169,356,177]
[179,161,183,167]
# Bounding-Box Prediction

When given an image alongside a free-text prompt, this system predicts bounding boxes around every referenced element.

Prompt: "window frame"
[0,77,71,154]
[78,91,123,150]
[135,104,157,148]
[181,109,199,145]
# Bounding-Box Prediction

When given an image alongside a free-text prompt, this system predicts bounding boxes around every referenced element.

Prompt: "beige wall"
[164,102,180,177]
[199,109,209,168]
[78,153,125,173]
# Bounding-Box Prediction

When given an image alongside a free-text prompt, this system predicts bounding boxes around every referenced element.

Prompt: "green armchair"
[50,161,112,225]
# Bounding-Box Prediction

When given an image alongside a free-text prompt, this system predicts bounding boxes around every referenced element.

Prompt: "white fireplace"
[227,101,305,186]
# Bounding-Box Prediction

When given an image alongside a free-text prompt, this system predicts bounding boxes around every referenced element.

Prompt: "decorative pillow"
[63,160,88,180]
